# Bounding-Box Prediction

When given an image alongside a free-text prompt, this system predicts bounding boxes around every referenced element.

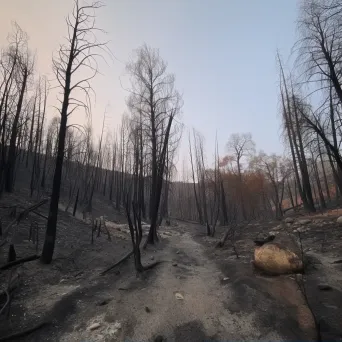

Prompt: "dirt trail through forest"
[53,228,282,342]
[4,212,335,341]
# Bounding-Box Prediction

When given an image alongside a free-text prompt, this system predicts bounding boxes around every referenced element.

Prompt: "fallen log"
[0,255,40,271]
[100,251,133,276]
[0,321,50,341]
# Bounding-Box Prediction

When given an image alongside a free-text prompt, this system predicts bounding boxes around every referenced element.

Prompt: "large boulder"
[253,232,303,275]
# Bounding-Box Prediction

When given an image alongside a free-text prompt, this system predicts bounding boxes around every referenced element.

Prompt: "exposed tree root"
[100,251,134,276]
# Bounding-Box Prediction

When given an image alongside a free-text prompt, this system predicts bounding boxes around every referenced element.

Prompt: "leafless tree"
[126,44,182,245]
[250,152,290,219]
[226,133,255,220]
[41,0,107,263]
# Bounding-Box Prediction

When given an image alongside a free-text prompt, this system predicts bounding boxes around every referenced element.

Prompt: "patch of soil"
[2,191,342,341]
[190,217,342,341]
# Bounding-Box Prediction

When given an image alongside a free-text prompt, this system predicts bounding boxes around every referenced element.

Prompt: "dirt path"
[49,229,283,342]
[6,217,332,341]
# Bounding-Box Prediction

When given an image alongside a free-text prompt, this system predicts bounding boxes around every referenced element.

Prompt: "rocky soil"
[1,195,342,341]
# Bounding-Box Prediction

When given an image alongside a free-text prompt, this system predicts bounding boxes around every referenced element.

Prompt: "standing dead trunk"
[41,0,105,263]
[5,66,29,192]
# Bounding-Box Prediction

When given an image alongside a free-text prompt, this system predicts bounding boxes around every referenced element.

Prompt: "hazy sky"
[0,0,298,167]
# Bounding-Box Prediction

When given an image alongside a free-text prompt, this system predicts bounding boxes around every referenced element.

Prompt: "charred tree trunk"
[5,67,28,192]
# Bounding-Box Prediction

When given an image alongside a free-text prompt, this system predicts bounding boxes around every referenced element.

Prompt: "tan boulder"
[253,232,303,275]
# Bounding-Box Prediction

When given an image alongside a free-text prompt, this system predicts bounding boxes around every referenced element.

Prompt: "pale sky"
[0,0,298,168]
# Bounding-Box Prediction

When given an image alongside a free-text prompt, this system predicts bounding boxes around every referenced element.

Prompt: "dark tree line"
[0,1,181,265]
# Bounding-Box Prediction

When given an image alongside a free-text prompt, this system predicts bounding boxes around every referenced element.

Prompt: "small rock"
[294,227,309,233]
[254,232,268,242]
[318,284,333,291]
[175,292,184,300]
[285,217,295,224]
[297,219,311,225]
[88,323,101,331]
[336,216,342,225]
[113,321,121,330]
[269,231,280,236]
[59,278,67,283]
[96,298,111,306]
[172,262,178,267]
[145,306,151,313]
[151,256,154,260]
[176,250,180,254]
[273,224,283,231]
[116,227,121,231]
[223,277,229,281]
[154,335,164,342]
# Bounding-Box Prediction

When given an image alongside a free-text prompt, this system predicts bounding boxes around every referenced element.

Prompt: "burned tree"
[126,44,182,245]
[225,133,255,220]
[250,152,290,219]
[41,0,107,263]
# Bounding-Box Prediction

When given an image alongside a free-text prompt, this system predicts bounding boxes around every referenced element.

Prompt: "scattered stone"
[104,321,122,337]
[145,306,151,313]
[254,233,275,246]
[318,284,333,291]
[285,217,295,224]
[297,219,311,225]
[253,232,303,275]
[175,292,184,300]
[172,262,178,267]
[113,322,122,330]
[293,227,309,233]
[96,298,111,306]
[88,322,101,331]
[269,231,280,236]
